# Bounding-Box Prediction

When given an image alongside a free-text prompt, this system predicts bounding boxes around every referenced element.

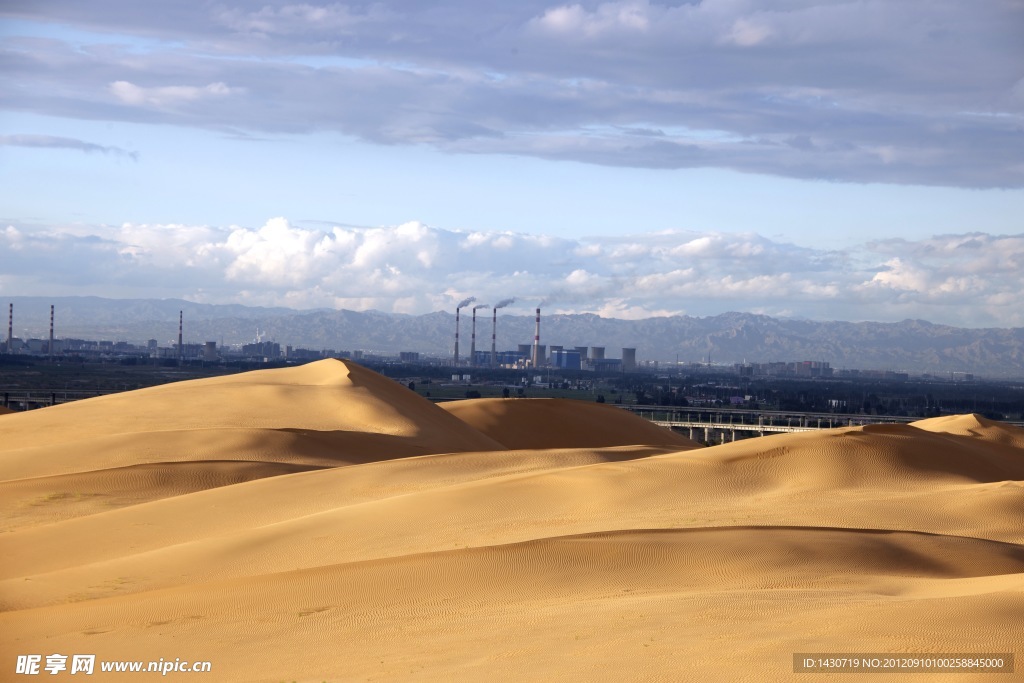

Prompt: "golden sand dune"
[441,397,701,449]
[0,360,504,481]
[1,360,1022,681]
[0,460,325,531]
[0,405,13,415]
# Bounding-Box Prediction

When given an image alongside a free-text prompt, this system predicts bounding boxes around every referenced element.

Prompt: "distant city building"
[550,349,582,370]
[588,358,621,372]
[241,341,281,359]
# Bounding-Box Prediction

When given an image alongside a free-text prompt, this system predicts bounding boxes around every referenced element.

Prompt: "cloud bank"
[2,0,1022,186]
[2,218,1021,327]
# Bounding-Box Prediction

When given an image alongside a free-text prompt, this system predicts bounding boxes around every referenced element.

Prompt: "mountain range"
[5,297,1024,377]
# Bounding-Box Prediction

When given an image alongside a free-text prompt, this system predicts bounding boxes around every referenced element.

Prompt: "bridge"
[621,405,919,444]
[1,390,117,411]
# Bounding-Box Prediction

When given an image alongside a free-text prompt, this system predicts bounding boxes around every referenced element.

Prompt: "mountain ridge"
[4,296,1023,376]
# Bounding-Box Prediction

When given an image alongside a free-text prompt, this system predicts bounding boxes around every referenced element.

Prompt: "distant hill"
[4,297,1024,376]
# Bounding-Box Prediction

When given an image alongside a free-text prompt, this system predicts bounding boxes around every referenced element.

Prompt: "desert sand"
[1,359,1021,681]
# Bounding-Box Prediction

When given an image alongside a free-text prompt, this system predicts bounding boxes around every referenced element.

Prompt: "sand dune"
[441,397,701,449]
[0,359,504,481]
[1,360,1021,681]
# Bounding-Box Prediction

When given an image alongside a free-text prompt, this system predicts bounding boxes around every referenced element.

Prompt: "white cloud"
[1,218,1021,326]
[109,81,240,108]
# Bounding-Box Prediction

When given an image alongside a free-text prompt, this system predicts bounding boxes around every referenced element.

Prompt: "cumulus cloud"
[1,218,1021,327]
[1,0,1021,185]
[856,233,1024,321]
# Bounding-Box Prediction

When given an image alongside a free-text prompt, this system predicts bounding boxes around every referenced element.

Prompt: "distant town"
[2,332,978,383]
[4,301,1022,427]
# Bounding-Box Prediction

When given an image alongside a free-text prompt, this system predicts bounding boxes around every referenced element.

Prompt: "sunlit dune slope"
[0,405,13,415]
[3,529,1022,682]
[0,359,504,481]
[914,412,1024,449]
[4,416,1023,613]
[0,359,1021,682]
[440,397,701,449]
[0,460,326,531]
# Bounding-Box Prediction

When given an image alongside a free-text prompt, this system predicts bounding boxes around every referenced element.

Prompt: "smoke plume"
[473,304,490,311]
[457,297,476,309]
[494,298,515,309]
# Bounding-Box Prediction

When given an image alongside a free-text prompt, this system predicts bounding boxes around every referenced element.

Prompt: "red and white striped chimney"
[491,308,497,367]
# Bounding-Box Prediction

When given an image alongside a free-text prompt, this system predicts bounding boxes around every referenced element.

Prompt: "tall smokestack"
[470,308,477,367]
[454,307,460,366]
[532,307,541,367]
[490,298,513,367]
[178,310,183,361]
[470,305,489,368]
[49,304,54,362]
[7,303,11,354]
[453,297,475,367]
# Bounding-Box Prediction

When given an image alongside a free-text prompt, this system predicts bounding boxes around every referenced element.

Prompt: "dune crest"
[0,359,504,482]
[1,361,1021,681]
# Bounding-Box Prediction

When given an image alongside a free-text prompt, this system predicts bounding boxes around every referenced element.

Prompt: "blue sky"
[2,1,1023,325]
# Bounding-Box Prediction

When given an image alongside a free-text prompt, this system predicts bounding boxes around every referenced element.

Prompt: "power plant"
[479,306,637,372]
[2,299,642,373]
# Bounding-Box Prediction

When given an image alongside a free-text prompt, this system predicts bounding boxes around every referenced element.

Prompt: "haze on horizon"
[1,1,1022,327]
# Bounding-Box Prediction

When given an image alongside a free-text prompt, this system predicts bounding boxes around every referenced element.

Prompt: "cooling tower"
[622,347,637,372]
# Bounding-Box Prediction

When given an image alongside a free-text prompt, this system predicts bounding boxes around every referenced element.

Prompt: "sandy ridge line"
[5,524,1023,617]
